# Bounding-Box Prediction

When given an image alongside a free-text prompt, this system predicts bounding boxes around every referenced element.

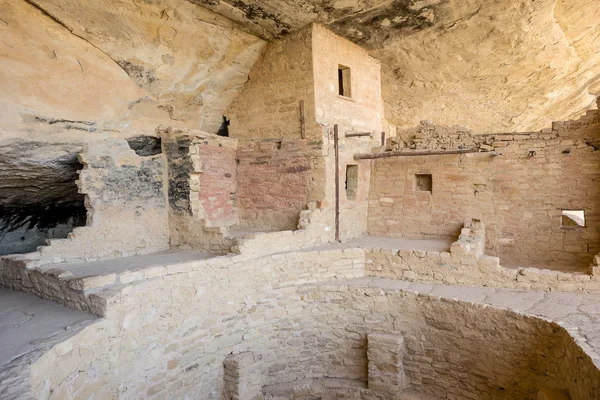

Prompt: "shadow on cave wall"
[0,141,87,255]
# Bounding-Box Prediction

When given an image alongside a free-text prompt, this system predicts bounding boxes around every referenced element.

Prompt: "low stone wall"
[25,273,600,400]
[231,203,335,259]
[364,246,600,293]
[363,219,600,293]
[5,220,600,323]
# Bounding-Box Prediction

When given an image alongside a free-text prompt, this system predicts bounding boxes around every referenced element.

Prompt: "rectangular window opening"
[338,65,352,98]
[561,209,585,228]
[416,174,432,193]
[346,165,358,201]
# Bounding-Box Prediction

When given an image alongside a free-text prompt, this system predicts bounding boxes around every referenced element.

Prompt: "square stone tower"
[227,23,384,240]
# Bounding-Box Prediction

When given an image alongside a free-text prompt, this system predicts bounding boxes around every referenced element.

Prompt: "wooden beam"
[345,132,372,138]
[334,125,340,243]
[354,148,481,160]
[300,100,306,139]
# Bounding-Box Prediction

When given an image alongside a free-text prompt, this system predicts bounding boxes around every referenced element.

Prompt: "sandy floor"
[0,288,94,366]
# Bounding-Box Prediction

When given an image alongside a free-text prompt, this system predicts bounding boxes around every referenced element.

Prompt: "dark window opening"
[338,65,352,98]
[416,174,432,193]
[346,165,359,201]
[126,135,162,156]
[561,209,585,228]
[217,116,230,137]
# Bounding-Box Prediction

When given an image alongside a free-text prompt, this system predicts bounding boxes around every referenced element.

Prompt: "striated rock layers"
[0,0,265,136]
[1,0,599,136]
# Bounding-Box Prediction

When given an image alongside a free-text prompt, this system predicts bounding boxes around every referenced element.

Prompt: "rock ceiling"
[1,0,599,134]
[198,0,600,132]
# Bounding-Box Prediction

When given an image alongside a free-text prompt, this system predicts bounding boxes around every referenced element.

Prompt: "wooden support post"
[300,100,306,139]
[334,124,340,243]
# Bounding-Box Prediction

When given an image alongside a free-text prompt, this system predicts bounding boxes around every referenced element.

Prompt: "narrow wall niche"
[346,164,358,201]
[415,174,432,193]
[338,65,352,98]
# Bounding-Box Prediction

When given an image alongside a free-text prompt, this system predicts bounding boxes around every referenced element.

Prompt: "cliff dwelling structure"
[1,0,600,399]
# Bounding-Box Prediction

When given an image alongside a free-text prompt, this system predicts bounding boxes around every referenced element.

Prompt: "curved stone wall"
[23,251,600,400]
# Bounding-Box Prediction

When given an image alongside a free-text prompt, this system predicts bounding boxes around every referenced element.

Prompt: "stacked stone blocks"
[367,333,407,398]
[223,352,263,400]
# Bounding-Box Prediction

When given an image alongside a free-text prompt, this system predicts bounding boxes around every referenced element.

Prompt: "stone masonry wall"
[34,139,169,265]
[24,262,600,400]
[26,248,366,400]
[236,139,324,231]
[160,127,237,253]
[312,24,384,136]
[227,25,319,140]
[368,109,600,268]
[310,25,384,241]
[228,24,385,240]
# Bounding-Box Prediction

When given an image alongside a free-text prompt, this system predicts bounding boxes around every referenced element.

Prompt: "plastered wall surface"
[160,127,238,253]
[236,139,324,231]
[368,110,600,268]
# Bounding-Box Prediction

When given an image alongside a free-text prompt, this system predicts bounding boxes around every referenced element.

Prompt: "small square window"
[338,65,352,98]
[346,165,358,201]
[561,209,585,228]
[416,174,432,193]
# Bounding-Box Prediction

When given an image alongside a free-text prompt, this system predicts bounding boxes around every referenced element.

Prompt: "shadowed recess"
[0,141,87,255]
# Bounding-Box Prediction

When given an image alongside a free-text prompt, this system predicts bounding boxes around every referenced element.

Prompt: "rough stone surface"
[4,251,600,400]
[0,140,86,255]
[0,0,265,135]
[368,107,600,269]
[192,0,599,133]
[2,15,600,400]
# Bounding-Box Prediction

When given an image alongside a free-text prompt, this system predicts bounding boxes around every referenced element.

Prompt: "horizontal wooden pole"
[345,132,372,137]
[354,148,483,160]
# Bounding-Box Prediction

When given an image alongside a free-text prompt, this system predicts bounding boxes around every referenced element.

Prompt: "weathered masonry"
[1,2,600,399]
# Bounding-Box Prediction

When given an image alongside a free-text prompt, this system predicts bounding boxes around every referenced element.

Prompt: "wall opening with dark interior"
[0,141,87,255]
[126,135,162,156]
[346,164,358,201]
[416,174,432,193]
[338,65,352,98]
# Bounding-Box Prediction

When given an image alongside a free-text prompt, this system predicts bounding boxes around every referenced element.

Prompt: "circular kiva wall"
[28,265,600,400]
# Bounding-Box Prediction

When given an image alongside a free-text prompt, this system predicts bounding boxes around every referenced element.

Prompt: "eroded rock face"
[192,0,600,132]
[0,0,265,135]
[2,0,597,136]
